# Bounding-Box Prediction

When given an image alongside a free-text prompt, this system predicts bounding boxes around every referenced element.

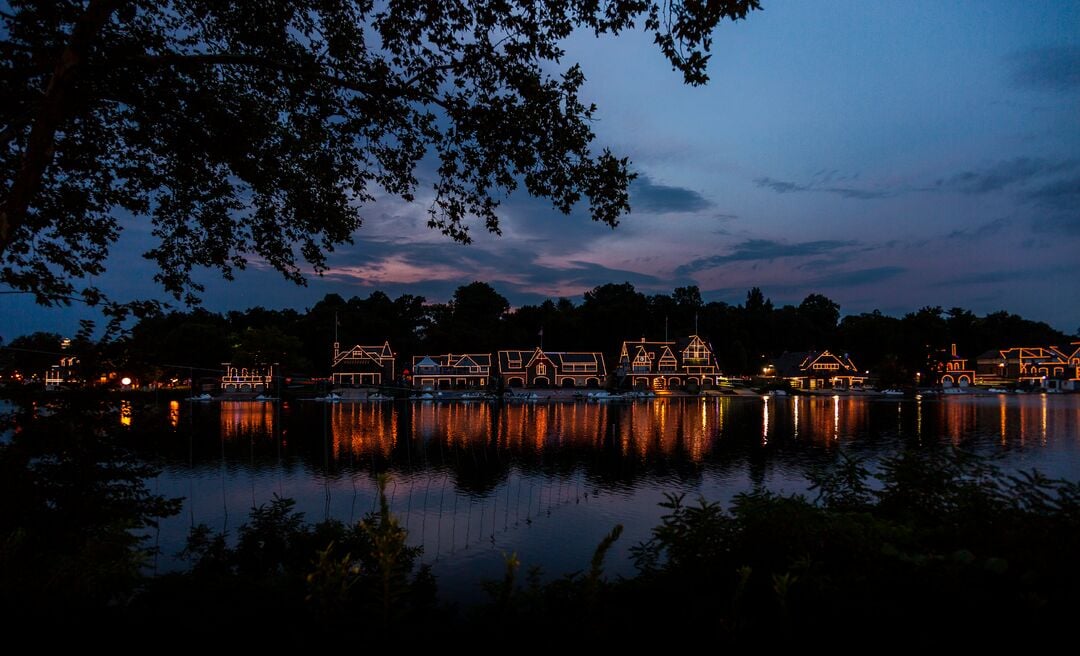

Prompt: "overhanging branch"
[132,52,449,108]
[0,0,124,254]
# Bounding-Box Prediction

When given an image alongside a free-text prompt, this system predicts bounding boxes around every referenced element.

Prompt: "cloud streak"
[812,266,906,287]
[630,174,712,213]
[320,240,678,305]
[1008,47,1080,93]
[676,239,859,275]
[754,176,892,199]
[946,218,1009,240]
[1025,175,1080,210]
[931,265,1079,288]
[936,158,1078,194]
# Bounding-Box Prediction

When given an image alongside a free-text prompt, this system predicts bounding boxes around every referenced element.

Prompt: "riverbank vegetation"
[2,399,1077,646]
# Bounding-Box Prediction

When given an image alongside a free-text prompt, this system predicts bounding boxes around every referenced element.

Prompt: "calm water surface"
[98,394,1080,601]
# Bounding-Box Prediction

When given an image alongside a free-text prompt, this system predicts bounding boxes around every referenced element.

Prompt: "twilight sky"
[2,0,1079,340]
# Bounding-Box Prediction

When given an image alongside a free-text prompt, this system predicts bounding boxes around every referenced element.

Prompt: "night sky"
[2,1,1078,340]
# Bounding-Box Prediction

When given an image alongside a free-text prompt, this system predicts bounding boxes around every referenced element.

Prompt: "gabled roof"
[335,343,393,367]
[771,350,862,377]
[524,347,549,368]
[678,334,708,350]
[412,353,492,370]
[559,352,600,364]
[1001,346,1068,364]
[453,354,481,368]
[498,349,535,371]
[617,336,718,374]
[497,349,606,376]
[546,351,607,376]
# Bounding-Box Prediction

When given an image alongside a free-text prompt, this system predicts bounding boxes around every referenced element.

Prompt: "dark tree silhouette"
[0,0,761,309]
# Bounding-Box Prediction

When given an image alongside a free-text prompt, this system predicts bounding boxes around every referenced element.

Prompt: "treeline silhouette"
[2,282,1074,383]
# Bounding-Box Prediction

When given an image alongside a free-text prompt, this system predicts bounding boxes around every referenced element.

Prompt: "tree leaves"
[1,0,761,308]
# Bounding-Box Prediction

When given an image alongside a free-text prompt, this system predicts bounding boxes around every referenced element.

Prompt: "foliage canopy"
[0,0,760,309]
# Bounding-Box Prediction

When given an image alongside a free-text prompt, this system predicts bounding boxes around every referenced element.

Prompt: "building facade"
[221,363,274,392]
[768,350,867,389]
[617,335,722,390]
[44,355,80,391]
[497,348,606,388]
[332,341,395,386]
[935,343,975,388]
[976,342,1080,390]
[411,353,493,389]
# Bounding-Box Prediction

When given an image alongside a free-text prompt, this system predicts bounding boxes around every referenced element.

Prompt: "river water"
[94,394,1080,601]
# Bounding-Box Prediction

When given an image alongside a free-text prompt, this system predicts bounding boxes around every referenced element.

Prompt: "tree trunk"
[0,0,122,255]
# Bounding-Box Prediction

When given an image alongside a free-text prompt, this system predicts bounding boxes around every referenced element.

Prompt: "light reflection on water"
[142,394,1080,602]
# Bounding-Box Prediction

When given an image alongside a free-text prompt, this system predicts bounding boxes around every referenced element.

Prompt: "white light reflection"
[762,396,770,445]
[833,394,839,441]
[793,396,800,439]
[1041,394,1048,445]
[1000,396,1007,445]
[916,395,922,439]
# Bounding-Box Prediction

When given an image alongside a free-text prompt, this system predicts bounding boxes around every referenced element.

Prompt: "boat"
[584,390,617,401]
[366,393,394,401]
[185,393,214,402]
[767,389,788,397]
[313,392,343,402]
[253,394,278,401]
[880,389,905,396]
[987,388,1009,394]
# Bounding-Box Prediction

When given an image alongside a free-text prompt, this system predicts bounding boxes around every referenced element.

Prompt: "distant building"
[976,342,1080,390]
[497,348,606,388]
[221,363,274,392]
[934,343,975,388]
[44,355,80,391]
[616,335,722,390]
[767,350,867,390]
[332,340,395,386]
[411,353,493,389]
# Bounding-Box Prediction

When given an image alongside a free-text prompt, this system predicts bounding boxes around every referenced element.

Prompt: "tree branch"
[0,41,37,54]
[133,52,448,108]
[0,0,124,254]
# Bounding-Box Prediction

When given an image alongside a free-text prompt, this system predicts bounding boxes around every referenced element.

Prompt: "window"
[536,363,546,376]
[564,363,598,373]
[684,341,709,363]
